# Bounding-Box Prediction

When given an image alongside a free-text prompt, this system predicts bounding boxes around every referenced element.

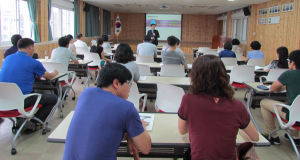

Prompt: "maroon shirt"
[178,93,250,160]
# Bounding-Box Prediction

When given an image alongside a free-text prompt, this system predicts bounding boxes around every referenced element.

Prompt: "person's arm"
[178,118,188,135]
[70,51,79,65]
[270,80,285,92]
[184,64,188,70]
[265,68,270,72]
[131,121,151,154]
[241,56,249,62]
[242,121,259,141]
[73,48,77,56]
[101,50,111,62]
[43,70,59,80]
[156,30,160,38]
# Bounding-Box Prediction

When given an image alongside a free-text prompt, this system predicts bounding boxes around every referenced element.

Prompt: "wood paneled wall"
[181,14,218,42]
[79,1,86,37]
[226,11,232,38]
[37,0,48,42]
[245,0,300,64]
[217,20,223,35]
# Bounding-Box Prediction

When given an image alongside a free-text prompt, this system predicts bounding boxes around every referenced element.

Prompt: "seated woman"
[66,34,76,56]
[90,38,111,78]
[114,43,140,82]
[232,38,243,54]
[178,55,259,160]
[102,35,111,49]
[241,41,264,62]
[265,46,289,72]
[218,41,236,58]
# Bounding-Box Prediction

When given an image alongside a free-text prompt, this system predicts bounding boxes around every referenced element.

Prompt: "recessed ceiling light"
[228,0,234,1]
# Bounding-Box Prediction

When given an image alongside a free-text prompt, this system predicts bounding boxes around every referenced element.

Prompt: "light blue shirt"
[50,47,77,68]
[247,50,264,59]
[102,42,111,49]
[136,42,157,57]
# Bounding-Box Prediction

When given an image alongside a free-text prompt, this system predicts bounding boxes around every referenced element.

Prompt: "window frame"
[231,17,248,44]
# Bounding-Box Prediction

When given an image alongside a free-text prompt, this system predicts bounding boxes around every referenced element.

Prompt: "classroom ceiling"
[82,0,271,15]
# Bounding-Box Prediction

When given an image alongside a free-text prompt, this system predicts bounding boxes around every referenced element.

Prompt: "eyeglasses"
[127,80,133,88]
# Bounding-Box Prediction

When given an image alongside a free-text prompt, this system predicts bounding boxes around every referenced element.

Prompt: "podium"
[212,35,231,49]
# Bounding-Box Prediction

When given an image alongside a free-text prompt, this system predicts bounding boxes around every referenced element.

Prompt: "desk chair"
[157,64,186,77]
[259,69,288,83]
[0,82,49,155]
[247,59,266,67]
[113,43,119,49]
[271,95,300,160]
[197,47,210,57]
[155,82,185,113]
[84,52,103,85]
[221,58,237,66]
[136,55,154,63]
[76,47,88,58]
[104,47,113,54]
[127,82,147,112]
[91,40,97,46]
[203,50,218,56]
[217,47,224,53]
[41,62,76,101]
[235,52,244,58]
[138,64,153,76]
[229,65,255,101]
[162,46,167,51]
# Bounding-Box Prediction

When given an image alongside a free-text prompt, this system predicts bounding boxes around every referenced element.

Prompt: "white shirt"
[136,42,157,57]
[68,44,76,52]
[73,40,88,50]
[102,42,111,49]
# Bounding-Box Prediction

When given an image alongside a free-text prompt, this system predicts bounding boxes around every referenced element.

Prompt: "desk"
[137,62,192,73]
[134,54,162,63]
[38,59,93,90]
[33,73,67,122]
[48,111,270,158]
[243,82,287,133]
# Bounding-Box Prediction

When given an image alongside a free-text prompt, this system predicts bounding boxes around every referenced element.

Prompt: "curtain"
[27,0,40,42]
[85,4,100,37]
[74,0,80,36]
[48,0,53,41]
[103,9,111,35]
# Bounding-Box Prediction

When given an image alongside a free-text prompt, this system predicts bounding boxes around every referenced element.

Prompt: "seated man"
[260,50,300,145]
[4,34,22,58]
[73,33,88,59]
[161,36,188,70]
[219,41,236,58]
[50,36,79,67]
[0,38,59,133]
[63,63,151,160]
[136,35,157,58]
[165,38,184,56]
[241,41,264,62]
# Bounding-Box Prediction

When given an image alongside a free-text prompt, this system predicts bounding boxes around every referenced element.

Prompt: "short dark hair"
[76,33,83,39]
[144,36,151,42]
[114,43,135,64]
[102,35,108,41]
[97,63,132,88]
[97,38,103,46]
[151,24,156,26]
[250,41,261,50]
[167,36,177,47]
[11,34,22,46]
[176,38,180,45]
[17,38,34,49]
[224,41,233,50]
[190,55,234,99]
[232,39,240,45]
[289,50,300,69]
[66,34,73,42]
[58,37,70,47]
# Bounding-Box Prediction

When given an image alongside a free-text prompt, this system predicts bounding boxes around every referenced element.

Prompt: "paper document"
[78,60,83,62]
[139,113,155,131]
[188,64,192,68]
[139,76,147,81]
[255,66,267,70]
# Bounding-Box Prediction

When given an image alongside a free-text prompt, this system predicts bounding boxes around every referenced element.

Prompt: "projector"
[160,5,169,9]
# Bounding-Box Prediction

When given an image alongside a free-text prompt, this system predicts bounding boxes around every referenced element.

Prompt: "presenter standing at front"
[147,24,160,46]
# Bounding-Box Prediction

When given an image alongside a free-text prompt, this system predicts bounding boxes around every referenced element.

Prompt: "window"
[0,0,32,44]
[232,17,248,43]
[222,20,227,37]
[50,7,74,39]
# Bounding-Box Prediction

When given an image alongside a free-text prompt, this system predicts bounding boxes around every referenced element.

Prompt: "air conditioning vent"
[208,6,219,9]
[160,5,169,9]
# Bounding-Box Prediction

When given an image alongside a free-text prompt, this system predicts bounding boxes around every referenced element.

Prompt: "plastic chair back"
[84,52,102,67]
[230,65,255,84]
[217,48,224,53]
[91,40,97,46]
[159,65,186,77]
[104,48,113,54]
[266,69,288,81]
[127,82,141,111]
[155,82,185,113]
[203,50,218,56]
[162,46,167,51]
[235,52,243,58]
[198,47,210,53]
[136,55,154,63]
[113,44,119,49]
[0,83,25,112]
[41,62,69,83]
[247,59,266,67]
[138,64,152,76]
[221,58,237,66]
[76,47,88,55]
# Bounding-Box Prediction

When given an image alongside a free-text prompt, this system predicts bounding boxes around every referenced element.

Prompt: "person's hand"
[240,56,245,60]
[151,37,153,40]
[52,69,59,75]
[153,33,155,36]
[127,137,139,160]
[141,119,149,129]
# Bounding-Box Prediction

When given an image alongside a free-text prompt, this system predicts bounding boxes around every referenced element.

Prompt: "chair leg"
[244,90,249,101]
[95,71,100,86]
[285,130,300,160]
[71,88,76,100]
[268,127,281,140]
[11,119,27,155]
[81,77,85,84]
[9,118,17,132]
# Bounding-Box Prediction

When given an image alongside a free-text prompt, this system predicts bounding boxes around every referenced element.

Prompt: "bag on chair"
[236,142,260,160]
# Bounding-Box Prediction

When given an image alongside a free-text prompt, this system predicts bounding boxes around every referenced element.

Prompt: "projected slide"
[146,14,182,41]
